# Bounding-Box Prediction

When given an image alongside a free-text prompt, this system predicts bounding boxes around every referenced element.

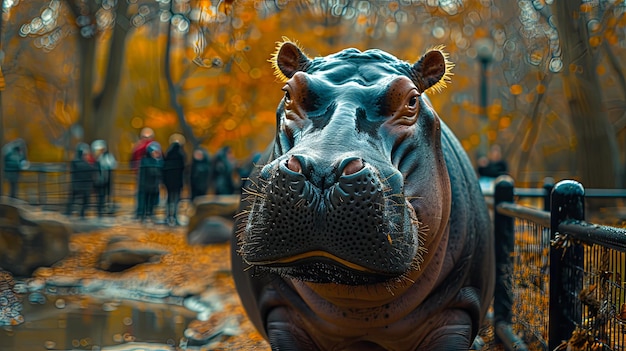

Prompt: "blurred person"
[91,140,117,218]
[137,141,163,223]
[130,127,155,218]
[477,144,509,195]
[65,143,95,218]
[213,146,235,195]
[162,134,186,226]
[236,152,261,192]
[2,139,29,199]
[130,127,155,171]
[190,147,211,201]
[479,144,508,178]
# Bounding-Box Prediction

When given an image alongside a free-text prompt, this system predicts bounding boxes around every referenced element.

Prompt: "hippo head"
[238,40,453,287]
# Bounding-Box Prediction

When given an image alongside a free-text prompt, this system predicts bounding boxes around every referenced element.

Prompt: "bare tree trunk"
[554,0,621,189]
[92,0,130,143]
[76,36,96,143]
[164,2,199,148]
[67,0,129,144]
[65,0,98,144]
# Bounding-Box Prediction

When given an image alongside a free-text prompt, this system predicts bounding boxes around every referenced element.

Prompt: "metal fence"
[1,162,140,211]
[491,176,626,351]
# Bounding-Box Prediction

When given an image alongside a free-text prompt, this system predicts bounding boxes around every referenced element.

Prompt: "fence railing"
[491,176,626,351]
[1,162,141,210]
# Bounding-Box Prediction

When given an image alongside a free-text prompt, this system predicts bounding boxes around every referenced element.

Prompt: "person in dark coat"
[3,139,29,199]
[190,147,211,201]
[213,146,235,195]
[477,144,509,178]
[91,140,117,217]
[162,134,186,226]
[131,127,155,218]
[137,141,163,222]
[66,143,95,218]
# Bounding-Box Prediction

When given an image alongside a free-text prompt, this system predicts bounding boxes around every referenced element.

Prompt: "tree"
[554,0,623,188]
[2,0,625,188]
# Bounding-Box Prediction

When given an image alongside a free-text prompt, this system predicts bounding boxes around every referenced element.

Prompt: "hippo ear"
[270,37,311,82]
[411,46,454,94]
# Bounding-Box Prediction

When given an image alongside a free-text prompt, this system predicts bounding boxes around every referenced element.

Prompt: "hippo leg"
[417,309,474,351]
[267,307,318,351]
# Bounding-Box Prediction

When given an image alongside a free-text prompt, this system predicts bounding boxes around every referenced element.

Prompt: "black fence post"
[493,175,529,351]
[494,175,514,325]
[548,180,585,350]
[543,177,554,211]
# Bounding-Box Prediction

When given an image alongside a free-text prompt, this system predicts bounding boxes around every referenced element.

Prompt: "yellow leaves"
[388,2,399,12]
[596,64,606,76]
[499,115,511,130]
[357,14,368,26]
[185,110,213,129]
[131,117,144,129]
[589,36,602,47]
[54,98,75,127]
[144,107,177,128]
[580,3,593,13]
[223,118,238,131]
[256,110,275,124]
[536,84,546,95]
[510,84,523,96]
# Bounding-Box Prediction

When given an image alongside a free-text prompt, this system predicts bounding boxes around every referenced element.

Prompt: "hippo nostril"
[286,155,302,173]
[342,158,364,176]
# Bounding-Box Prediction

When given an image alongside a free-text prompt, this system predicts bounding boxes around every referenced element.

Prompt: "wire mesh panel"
[578,244,626,350]
[512,217,550,350]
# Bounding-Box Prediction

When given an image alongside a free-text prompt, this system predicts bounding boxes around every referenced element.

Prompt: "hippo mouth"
[239,157,420,286]
[249,251,400,285]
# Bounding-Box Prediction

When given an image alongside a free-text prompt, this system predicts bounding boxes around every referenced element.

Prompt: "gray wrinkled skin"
[232,42,494,351]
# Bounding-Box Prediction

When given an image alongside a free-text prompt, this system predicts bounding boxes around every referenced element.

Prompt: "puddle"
[0,275,244,351]
[0,289,195,351]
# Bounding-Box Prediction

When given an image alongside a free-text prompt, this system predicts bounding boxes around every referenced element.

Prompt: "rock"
[0,198,71,277]
[186,196,238,245]
[187,216,233,245]
[98,236,169,272]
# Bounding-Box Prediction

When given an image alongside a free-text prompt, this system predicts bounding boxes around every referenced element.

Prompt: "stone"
[186,196,238,245]
[0,198,71,277]
[98,236,169,272]
[187,216,233,245]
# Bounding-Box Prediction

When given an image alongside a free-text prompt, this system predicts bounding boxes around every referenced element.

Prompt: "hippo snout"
[241,154,419,285]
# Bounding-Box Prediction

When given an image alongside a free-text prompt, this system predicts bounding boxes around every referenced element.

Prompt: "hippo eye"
[405,89,419,110]
[407,95,418,108]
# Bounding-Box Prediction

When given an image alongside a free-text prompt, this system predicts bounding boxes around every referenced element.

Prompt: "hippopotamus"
[231,39,494,350]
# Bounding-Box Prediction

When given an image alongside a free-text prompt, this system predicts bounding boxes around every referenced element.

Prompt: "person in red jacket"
[130,127,155,172]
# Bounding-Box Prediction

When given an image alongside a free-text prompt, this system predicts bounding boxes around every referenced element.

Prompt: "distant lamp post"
[475,38,495,158]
